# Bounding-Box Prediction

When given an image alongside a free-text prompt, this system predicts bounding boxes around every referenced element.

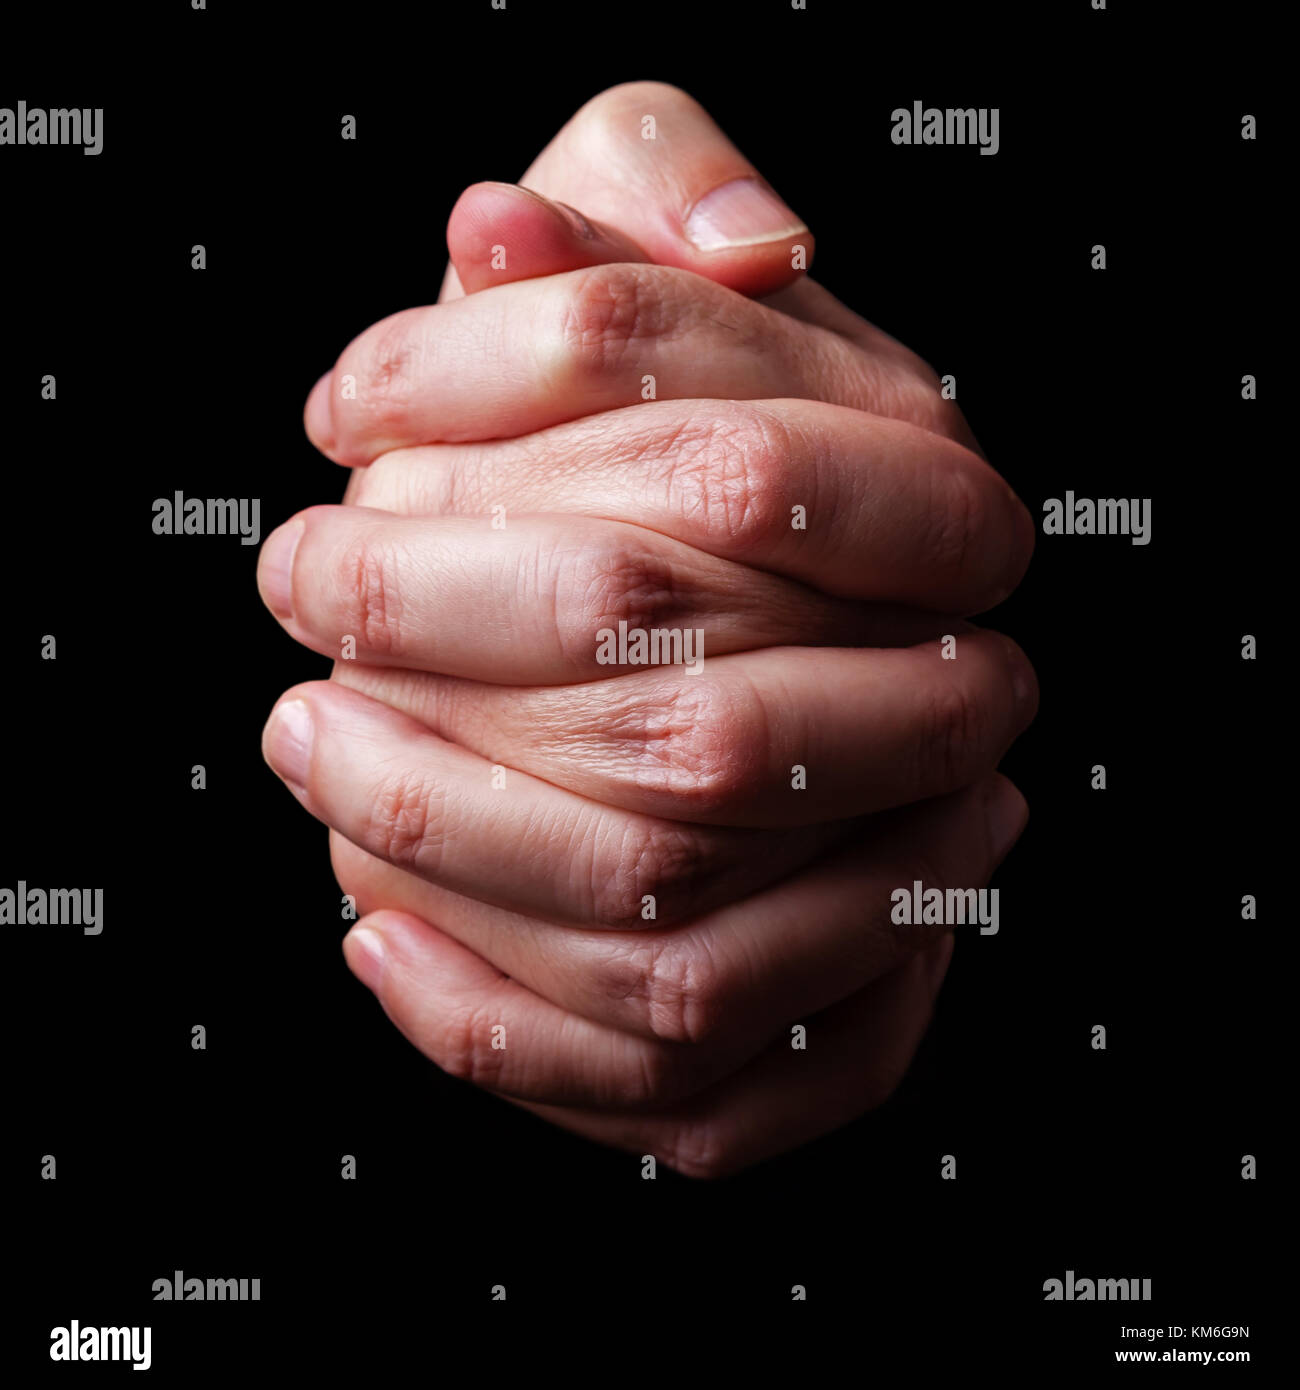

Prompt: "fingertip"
[256,517,303,621]
[448,181,632,293]
[344,909,439,993]
[983,773,1029,867]
[998,633,1040,731]
[447,182,559,292]
[347,909,487,1008]
[995,482,1038,603]
[304,370,338,459]
[343,923,386,993]
[446,180,534,248]
[262,695,314,797]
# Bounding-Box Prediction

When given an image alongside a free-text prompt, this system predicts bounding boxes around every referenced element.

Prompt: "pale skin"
[258,83,1039,1177]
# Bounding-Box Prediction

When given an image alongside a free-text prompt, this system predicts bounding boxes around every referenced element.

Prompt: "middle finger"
[257,504,900,685]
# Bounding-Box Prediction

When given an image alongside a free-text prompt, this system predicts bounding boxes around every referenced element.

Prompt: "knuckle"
[594,820,709,930]
[429,998,508,1090]
[659,1121,734,1181]
[585,937,664,1034]
[917,676,991,794]
[638,934,727,1046]
[559,540,681,665]
[560,262,676,381]
[340,532,404,654]
[616,679,764,818]
[367,770,445,876]
[574,80,697,136]
[598,933,726,1046]
[663,404,794,556]
[351,313,423,432]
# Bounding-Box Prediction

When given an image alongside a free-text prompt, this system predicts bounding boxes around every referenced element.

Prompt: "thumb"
[519,81,813,298]
[445,181,651,295]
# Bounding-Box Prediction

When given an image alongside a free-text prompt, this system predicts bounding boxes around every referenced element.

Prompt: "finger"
[328,774,1025,1051]
[256,504,890,684]
[438,186,981,451]
[519,81,811,299]
[303,264,963,466]
[341,910,724,1108]
[440,185,865,348]
[507,944,944,1179]
[262,680,844,930]
[506,83,981,452]
[447,181,650,294]
[331,634,1038,826]
[443,184,894,350]
[343,397,1033,609]
[360,183,645,439]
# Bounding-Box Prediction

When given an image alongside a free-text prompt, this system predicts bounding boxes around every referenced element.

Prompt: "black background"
[3,1,1274,1373]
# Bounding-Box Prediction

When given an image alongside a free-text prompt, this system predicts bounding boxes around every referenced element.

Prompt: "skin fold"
[259,83,1038,1178]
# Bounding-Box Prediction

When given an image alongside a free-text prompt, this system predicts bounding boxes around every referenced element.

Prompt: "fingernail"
[552,199,599,240]
[984,776,1028,866]
[514,183,597,240]
[345,926,386,993]
[304,371,335,452]
[684,178,808,251]
[263,698,314,794]
[257,519,303,620]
